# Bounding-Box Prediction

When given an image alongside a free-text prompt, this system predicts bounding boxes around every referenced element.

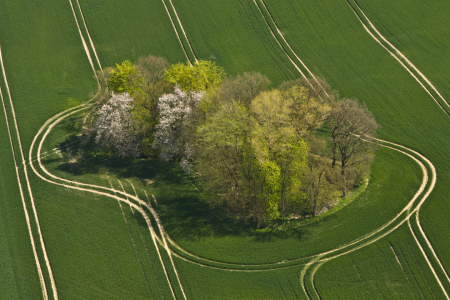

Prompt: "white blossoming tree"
[153,86,204,172]
[95,92,140,157]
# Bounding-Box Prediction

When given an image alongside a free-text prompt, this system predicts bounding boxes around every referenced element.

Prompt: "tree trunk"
[341,167,347,197]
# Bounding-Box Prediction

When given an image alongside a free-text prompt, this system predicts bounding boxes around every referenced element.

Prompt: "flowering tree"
[153,86,204,172]
[95,93,140,157]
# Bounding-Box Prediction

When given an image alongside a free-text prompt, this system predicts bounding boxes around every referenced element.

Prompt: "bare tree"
[219,72,271,107]
[328,99,378,195]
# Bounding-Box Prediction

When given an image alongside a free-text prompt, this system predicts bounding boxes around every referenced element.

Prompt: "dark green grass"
[28,172,157,299]
[355,0,450,103]
[0,0,97,154]
[77,0,187,67]
[0,102,42,299]
[175,255,305,300]
[314,224,445,299]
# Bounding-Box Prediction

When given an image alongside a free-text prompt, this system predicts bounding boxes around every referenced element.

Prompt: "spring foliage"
[95,93,140,157]
[93,57,377,227]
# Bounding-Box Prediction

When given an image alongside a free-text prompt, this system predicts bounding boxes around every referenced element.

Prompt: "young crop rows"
[0,0,449,299]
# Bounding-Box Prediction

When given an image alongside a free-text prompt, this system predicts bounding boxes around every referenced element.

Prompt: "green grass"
[2,0,450,298]
[168,0,298,86]
[78,0,187,66]
[314,225,444,299]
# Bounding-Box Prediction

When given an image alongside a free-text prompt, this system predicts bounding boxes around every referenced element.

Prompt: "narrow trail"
[160,0,194,65]
[111,180,155,298]
[346,0,450,296]
[31,104,431,272]
[0,45,58,300]
[23,1,449,298]
[350,0,450,109]
[68,0,99,84]
[255,0,332,101]
[346,0,450,118]
[0,49,48,300]
[74,0,103,72]
[166,0,197,63]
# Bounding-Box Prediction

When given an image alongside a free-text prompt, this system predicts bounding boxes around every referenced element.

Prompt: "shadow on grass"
[49,134,313,244]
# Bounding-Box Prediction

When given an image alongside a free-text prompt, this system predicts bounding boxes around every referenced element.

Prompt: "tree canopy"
[164,60,224,92]
[90,56,378,227]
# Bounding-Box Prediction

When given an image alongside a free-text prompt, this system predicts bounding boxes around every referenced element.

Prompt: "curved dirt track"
[0,45,57,300]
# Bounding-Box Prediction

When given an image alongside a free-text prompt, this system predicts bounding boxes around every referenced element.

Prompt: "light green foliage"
[165,60,224,92]
[108,60,144,96]
[132,55,173,155]
[251,89,309,220]
[282,85,331,136]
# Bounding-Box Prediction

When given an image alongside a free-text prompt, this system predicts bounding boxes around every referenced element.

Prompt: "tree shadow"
[49,133,315,244]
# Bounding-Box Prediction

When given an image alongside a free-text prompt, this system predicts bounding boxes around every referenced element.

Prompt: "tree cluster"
[90,56,378,228]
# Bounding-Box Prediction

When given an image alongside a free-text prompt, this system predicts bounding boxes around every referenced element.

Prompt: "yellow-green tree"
[165,60,224,92]
[108,60,144,96]
[250,89,309,223]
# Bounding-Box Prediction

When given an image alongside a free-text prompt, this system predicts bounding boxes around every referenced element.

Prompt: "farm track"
[0,46,58,300]
[16,0,448,297]
[30,104,433,274]
[160,0,196,65]
[346,0,450,117]
[254,0,332,100]
[251,0,450,297]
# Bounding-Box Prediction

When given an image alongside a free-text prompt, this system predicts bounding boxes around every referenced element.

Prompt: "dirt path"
[0,49,48,300]
[74,0,103,72]
[166,0,197,64]
[256,0,332,101]
[0,46,58,300]
[160,0,194,65]
[347,0,450,117]
[351,0,450,109]
[68,0,99,84]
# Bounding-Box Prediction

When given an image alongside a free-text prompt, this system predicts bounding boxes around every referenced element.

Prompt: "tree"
[219,72,271,107]
[281,84,331,137]
[196,101,253,221]
[328,99,378,195]
[132,55,173,156]
[303,137,341,216]
[152,86,205,172]
[108,60,144,96]
[94,93,140,157]
[250,90,308,223]
[165,60,224,92]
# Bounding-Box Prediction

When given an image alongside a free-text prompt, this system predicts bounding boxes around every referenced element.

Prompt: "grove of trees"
[89,55,378,228]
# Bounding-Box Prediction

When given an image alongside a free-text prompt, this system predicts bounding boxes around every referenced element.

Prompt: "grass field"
[0,0,450,299]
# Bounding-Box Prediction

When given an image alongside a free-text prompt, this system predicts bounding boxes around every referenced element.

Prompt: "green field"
[0,0,449,299]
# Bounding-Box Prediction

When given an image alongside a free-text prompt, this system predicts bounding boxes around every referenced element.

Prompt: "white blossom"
[95,92,140,157]
[153,86,204,171]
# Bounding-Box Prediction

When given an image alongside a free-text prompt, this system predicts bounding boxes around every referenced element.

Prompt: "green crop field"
[0,0,449,299]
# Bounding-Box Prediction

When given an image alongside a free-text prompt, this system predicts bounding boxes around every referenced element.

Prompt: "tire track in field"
[252,0,330,101]
[74,0,103,72]
[160,0,195,65]
[166,0,198,63]
[0,46,58,300]
[30,107,182,299]
[347,0,450,295]
[346,0,450,118]
[350,0,450,109]
[0,51,48,300]
[68,0,99,85]
[32,106,430,273]
[124,180,165,298]
[111,179,155,299]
